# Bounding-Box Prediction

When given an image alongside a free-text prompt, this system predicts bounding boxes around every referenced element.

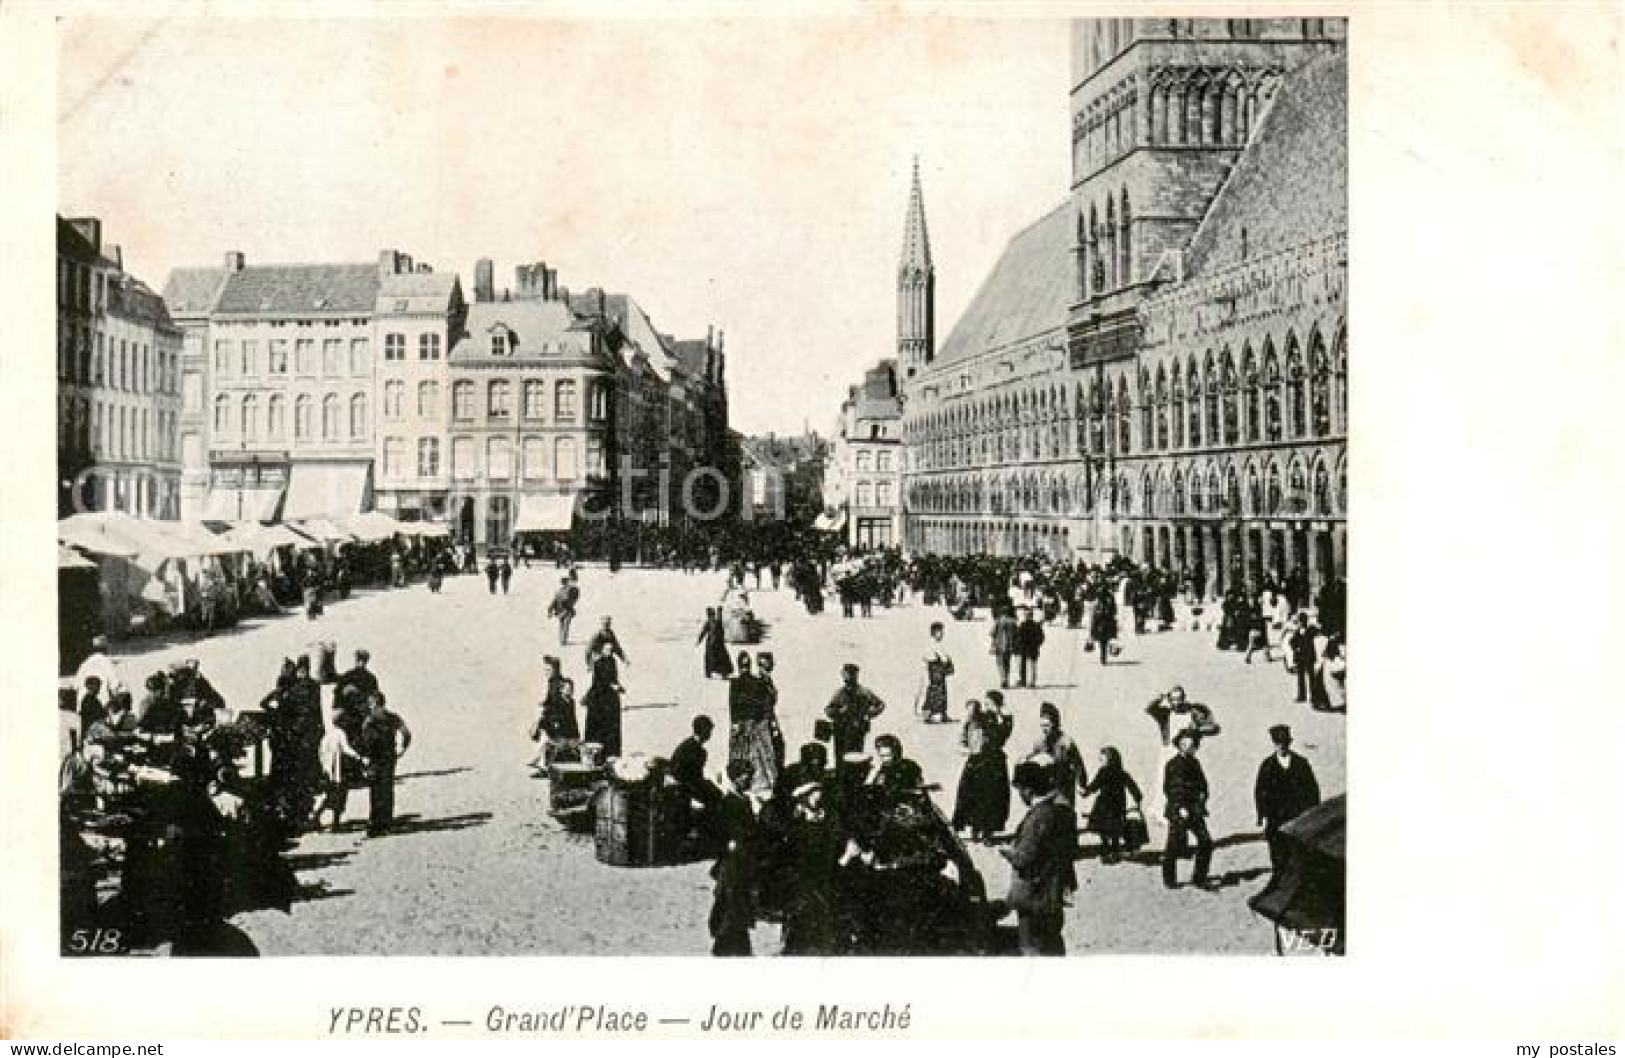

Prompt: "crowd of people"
[59,634,418,953]
[61,527,1343,957]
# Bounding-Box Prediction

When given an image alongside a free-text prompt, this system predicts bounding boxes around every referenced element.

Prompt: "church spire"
[897,155,935,381]
[899,154,933,275]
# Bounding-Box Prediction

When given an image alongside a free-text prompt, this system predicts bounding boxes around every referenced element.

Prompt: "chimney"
[417,261,431,273]
[399,254,414,274]
[543,267,557,301]
[707,324,714,347]
[224,251,246,273]
[474,258,494,303]
[67,217,102,252]
[107,244,123,270]
[378,249,400,277]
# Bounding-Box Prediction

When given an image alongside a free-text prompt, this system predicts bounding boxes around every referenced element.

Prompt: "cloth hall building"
[901,17,1347,597]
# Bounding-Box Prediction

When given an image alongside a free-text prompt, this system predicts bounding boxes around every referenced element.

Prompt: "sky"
[58,15,1070,437]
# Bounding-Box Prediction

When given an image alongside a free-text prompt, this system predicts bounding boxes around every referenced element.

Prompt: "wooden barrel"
[548,762,604,829]
[593,780,662,867]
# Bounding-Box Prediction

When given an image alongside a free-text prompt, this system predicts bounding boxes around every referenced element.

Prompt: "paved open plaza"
[100,564,1344,955]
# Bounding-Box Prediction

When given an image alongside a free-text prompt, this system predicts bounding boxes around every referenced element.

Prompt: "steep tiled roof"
[161,267,226,315]
[671,339,711,379]
[933,200,1074,366]
[109,279,176,331]
[214,263,381,315]
[449,299,587,360]
[1184,51,1347,278]
[377,270,460,315]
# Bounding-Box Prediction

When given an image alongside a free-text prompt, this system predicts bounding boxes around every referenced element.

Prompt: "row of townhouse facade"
[56,216,183,519]
[158,249,731,546]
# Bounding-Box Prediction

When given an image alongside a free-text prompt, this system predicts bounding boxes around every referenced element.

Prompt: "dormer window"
[490,328,512,356]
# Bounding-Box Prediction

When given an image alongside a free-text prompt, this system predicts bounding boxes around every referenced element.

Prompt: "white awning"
[282,462,372,521]
[515,493,577,533]
[336,511,406,542]
[59,545,97,570]
[241,487,285,523]
[201,489,241,521]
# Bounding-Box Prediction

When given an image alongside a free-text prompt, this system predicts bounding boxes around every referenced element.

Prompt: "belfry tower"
[897,156,935,383]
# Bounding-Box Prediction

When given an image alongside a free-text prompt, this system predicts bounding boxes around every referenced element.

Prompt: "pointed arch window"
[1313,461,1331,516]
[1186,360,1202,447]
[1171,369,1185,448]
[1310,330,1332,437]
[1116,377,1132,454]
[1119,189,1132,284]
[1222,350,1240,445]
[1263,344,1283,441]
[1155,367,1169,450]
[1138,369,1153,449]
[1334,325,1348,432]
[1287,461,1309,516]
[1243,346,1261,442]
[1286,337,1308,437]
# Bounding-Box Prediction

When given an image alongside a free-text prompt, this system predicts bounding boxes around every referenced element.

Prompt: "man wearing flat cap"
[1253,724,1321,874]
[824,663,885,760]
[1161,731,1214,889]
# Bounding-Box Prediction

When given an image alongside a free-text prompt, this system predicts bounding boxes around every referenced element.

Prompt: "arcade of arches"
[903,317,1346,596]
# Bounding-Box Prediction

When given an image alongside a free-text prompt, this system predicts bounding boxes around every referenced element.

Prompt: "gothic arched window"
[1242,344,1261,442]
[1310,328,1332,437]
[1286,335,1307,438]
[1222,349,1239,445]
[1263,342,1283,441]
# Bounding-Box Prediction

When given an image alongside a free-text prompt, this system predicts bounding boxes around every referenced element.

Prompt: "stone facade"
[58,217,183,519]
[900,18,1347,594]
[373,258,466,521]
[827,360,904,549]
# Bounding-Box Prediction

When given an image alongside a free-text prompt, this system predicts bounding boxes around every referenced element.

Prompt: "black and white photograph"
[46,14,1348,961]
[7,0,1622,1043]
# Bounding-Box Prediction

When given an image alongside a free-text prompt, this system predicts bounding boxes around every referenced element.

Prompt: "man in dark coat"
[824,663,885,760]
[499,557,513,594]
[335,649,379,705]
[671,715,723,812]
[1014,608,1045,688]
[359,691,412,836]
[1288,616,1318,703]
[1253,724,1321,872]
[1001,758,1076,955]
[1161,732,1214,889]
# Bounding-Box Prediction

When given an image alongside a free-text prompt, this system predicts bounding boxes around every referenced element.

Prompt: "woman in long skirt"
[727,653,777,793]
[1081,746,1143,864]
[918,622,954,723]
[582,643,624,760]
[697,607,733,679]
[952,713,1010,842]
